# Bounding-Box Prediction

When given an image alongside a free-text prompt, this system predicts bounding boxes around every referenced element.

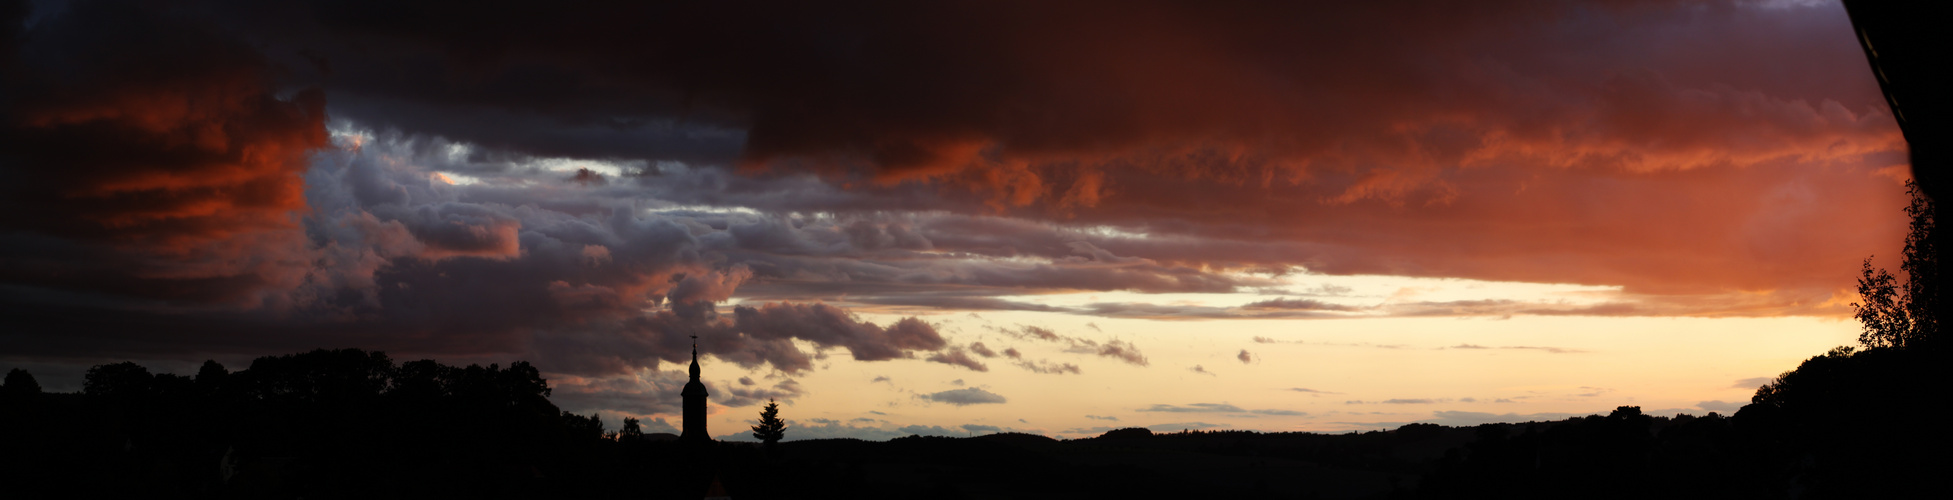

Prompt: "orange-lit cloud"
[0,0,1910,429]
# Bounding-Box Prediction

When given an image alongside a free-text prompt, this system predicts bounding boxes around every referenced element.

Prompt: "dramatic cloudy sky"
[0,0,1906,438]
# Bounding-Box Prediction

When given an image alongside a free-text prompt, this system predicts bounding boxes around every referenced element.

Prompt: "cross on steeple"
[688,335,701,380]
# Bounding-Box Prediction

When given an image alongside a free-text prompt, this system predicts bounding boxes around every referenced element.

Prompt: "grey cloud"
[1015,360,1081,375]
[1082,339,1148,366]
[897,425,964,437]
[1696,400,1742,412]
[1085,415,1119,421]
[1146,422,1229,432]
[1731,377,1772,389]
[730,303,947,363]
[1139,403,1245,413]
[1240,297,1364,311]
[636,417,680,435]
[968,342,998,358]
[924,387,1008,406]
[549,370,689,417]
[925,347,989,372]
[961,424,1003,435]
[851,296,1068,312]
[1003,325,1064,342]
[714,419,905,442]
[719,379,804,407]
[1237,349,1253,364]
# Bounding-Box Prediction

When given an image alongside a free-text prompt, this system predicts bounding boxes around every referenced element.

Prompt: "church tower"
[680,336,711,442]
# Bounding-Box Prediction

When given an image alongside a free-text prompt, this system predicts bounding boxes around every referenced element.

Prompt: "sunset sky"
[0,0,1910,439]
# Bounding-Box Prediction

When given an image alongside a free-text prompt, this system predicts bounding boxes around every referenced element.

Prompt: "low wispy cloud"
[925,347,989,372]
[1016,360,1082,375]
[1067,338,1149,366]
[923,387,1008,406]
[1697,400,1742,412]
[1346,398,1457,405]
[1449,344,1587,354]
[1731,377,1773,390]
[1138,402,1302,417]
[1141,403,1244,413]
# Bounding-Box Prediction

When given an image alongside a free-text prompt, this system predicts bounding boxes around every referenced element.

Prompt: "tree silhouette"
[751,398,786,446]
[621,417,644,441]
[1854,180,1940,349]
[2,368,38,396]
[83,361,153,398]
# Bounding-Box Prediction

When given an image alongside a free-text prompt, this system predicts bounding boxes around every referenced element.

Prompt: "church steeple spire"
[680,334,711,442]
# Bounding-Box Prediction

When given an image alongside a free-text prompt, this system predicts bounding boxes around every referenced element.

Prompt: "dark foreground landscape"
[2,345,1944,499]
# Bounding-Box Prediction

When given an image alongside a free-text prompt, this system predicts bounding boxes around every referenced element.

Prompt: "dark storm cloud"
[0,0,1915,427]
[0,0,329,306]
[225,0,1900,309]
[3,0,1906,345]
[0,125,968,385]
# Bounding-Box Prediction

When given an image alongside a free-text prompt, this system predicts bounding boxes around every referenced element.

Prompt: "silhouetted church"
[681,337,710,442]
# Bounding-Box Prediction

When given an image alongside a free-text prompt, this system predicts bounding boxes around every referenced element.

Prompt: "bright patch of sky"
[989,275,1622,311]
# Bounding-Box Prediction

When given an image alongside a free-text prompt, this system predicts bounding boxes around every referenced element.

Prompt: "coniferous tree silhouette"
[1855,180,1941,349]
[751,398,786,446]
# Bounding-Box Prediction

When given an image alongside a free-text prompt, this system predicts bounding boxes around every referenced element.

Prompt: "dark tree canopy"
[82,361,153,398]
[3,368,39,395]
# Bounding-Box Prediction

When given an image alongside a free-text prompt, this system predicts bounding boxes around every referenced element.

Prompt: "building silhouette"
[681,336,711,442]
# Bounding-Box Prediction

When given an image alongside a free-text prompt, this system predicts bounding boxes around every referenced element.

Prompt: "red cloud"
[0,4,330,304]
